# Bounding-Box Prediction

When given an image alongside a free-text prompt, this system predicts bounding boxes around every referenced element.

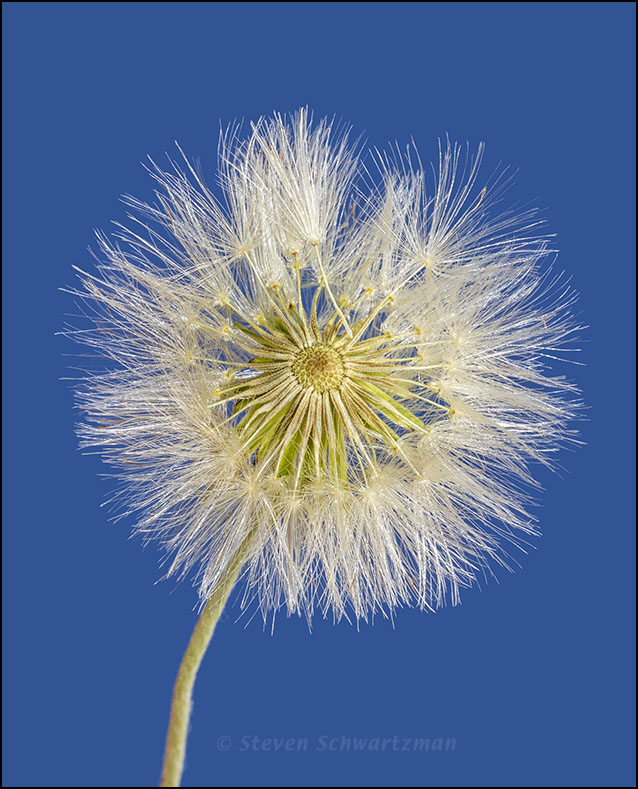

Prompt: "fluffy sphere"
[67,109,582,622]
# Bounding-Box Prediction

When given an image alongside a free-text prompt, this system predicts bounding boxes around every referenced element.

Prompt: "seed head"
[66,109,582,623]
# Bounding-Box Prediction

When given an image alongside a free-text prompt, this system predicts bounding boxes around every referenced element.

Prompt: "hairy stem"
[159,552,246,787]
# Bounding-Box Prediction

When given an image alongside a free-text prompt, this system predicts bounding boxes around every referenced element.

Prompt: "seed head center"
[291,343,345,393]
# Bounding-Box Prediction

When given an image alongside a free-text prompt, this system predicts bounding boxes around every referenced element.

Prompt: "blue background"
[3,3,636,787]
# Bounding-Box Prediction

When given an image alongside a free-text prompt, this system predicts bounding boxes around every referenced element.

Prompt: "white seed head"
[66,109,582,623]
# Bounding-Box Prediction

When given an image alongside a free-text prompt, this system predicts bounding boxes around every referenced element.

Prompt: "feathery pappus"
[66,109,582,623]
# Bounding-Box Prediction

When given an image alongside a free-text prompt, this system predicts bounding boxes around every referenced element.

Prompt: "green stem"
[159,553,245,787]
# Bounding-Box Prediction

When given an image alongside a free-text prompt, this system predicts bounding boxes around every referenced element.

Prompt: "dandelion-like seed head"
[66,109,582,623]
